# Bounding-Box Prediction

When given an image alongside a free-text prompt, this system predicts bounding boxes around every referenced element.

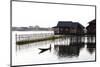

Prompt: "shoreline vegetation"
[16,35,65,45]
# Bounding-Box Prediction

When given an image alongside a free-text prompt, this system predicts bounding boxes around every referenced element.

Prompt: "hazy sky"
[12,1,95,27]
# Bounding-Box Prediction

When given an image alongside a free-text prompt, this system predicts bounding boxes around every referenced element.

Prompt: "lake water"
[12,31,96,66]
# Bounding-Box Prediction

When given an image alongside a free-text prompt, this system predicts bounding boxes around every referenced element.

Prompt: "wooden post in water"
[18,34,20,40]
[16,34,17,42]
[16,34,17,51]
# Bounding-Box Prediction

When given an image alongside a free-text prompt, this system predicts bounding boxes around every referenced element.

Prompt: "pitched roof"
[88,19,96,24]
[53,21,84,29]
[57,21,72,27]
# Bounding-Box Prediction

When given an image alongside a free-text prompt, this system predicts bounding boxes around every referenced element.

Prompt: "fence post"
[15,34,17,51]
[16,34,17,42]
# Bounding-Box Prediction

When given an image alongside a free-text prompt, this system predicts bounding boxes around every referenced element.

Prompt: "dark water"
[15,35,96,65]
[54,35,96,58]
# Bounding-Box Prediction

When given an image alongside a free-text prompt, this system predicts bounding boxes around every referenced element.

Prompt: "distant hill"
[12,26,53,31]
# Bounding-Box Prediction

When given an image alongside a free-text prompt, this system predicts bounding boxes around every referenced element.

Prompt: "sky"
[12,1,95,27]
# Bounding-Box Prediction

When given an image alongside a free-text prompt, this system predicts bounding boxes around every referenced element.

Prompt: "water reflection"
[87,43,96,54]
[87,35,96,54]
[16,35,96,59]
[54,41,85,58]
[54,35,95,58]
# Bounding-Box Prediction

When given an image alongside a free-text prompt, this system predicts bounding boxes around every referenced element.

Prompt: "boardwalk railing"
[16,33,54,42]
[15,33,95,45]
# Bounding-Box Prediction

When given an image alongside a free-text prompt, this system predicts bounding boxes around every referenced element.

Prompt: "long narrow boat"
[39,44,51,54]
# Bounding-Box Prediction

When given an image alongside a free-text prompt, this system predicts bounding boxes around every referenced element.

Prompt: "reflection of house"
[54,39,85,57]
[86,19,96,34]
[53,21,84,35]
[87,42,96,54]
[54,45,80,57]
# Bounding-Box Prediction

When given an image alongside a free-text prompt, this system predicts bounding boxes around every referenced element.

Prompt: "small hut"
[86,19,96,35]
[53,21,84,35]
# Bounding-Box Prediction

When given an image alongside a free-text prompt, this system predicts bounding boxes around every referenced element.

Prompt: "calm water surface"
[12,31,96,65]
